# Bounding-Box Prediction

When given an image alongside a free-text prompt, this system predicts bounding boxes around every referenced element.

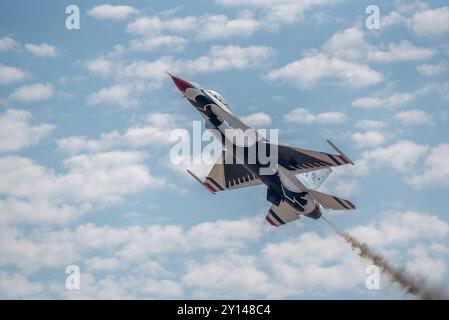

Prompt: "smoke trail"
[321,215,447,300]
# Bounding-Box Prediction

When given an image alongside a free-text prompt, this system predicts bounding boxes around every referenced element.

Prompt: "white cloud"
[116,217,264,262]
[87,4,139,20]
[395,109,432,125]
[55,151,156,202]
[266,54,383,88]
[108,44,126,57]
[128,14,260,40]
[57,113,184,154]
[9,83,54,102]
[1,208,448,298]
[110,226,174,260]
[416,61,447,77]
[87,83,143,108]
[187,217,263,250]
[0,225,81,272]
[0,109,55,153]
[330,178,360,198]
[183,254,271,298]
[263,231,365,294]
[126,16,196,35]
[408,144,449,189]
[380,6,449,38]
[0,36,19,51]
[85,58,116,77]
[352,131,387,149]
[215,0,340,25]
[382,11,406,28]
[0,63,27,85]
[0,198,82,226]
[25,43,58,57]
[85,257,122,271]
[396,1,430,15]
[116,57,173,83]
[129,35,187,52]
[350,211,449,248]
[352,91,418,109]
[323,28,435,64]
[117,45,273,84]
[355,119,386,130]
[241,112,272,127]
[0,272,44,298]
[60,151,164,203]
[0,216,262,275]
[406,245,447,283]
[196,15,260,40]
[139,278,184,298]
[62,273,134,299]
[367,41,435,63]
[284,108,346,124]
[323,27,370,60]
[184,45,274,73]
[411,7,449,36]
[260,209,449,297]
[60,272,183,299]
[85,45,273,91]
[430,243,449,255]
[424,81,449,102]
[127,13,263,41]
[0,151,164,225]
[356,140,428,175]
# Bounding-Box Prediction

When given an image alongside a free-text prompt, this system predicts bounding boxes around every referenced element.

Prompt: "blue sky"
[0,0,449,299]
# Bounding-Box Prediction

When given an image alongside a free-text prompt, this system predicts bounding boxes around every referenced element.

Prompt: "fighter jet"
[169,74,356,227]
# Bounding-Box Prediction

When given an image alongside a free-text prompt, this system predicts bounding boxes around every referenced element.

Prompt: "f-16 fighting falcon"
[169,73,356,227]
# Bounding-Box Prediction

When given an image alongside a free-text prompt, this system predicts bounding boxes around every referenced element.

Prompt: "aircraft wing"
[309,189,356,210]
[187,151,263,193]
[265,200,299,226]
[210,104,251,131]
[277,142,353,174]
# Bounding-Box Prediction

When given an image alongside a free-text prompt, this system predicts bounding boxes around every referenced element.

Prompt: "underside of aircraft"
[171,73,356,227]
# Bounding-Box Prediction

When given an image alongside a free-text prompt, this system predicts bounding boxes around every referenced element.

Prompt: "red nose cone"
[169,73,195,92]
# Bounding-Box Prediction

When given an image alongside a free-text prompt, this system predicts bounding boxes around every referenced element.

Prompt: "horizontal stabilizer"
[265,200,299,226]
[309,190,356,210]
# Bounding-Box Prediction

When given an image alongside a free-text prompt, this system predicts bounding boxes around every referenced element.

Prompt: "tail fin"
[309,189,356,210]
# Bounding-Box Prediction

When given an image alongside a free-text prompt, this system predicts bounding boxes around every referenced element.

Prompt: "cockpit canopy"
[205,90,229,108]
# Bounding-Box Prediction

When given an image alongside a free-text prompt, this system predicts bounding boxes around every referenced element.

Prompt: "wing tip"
[186,169,216,194]
[345,200,356,209]
[326,139,354,165]
[265,215,278,226]
[202,181,217,194]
